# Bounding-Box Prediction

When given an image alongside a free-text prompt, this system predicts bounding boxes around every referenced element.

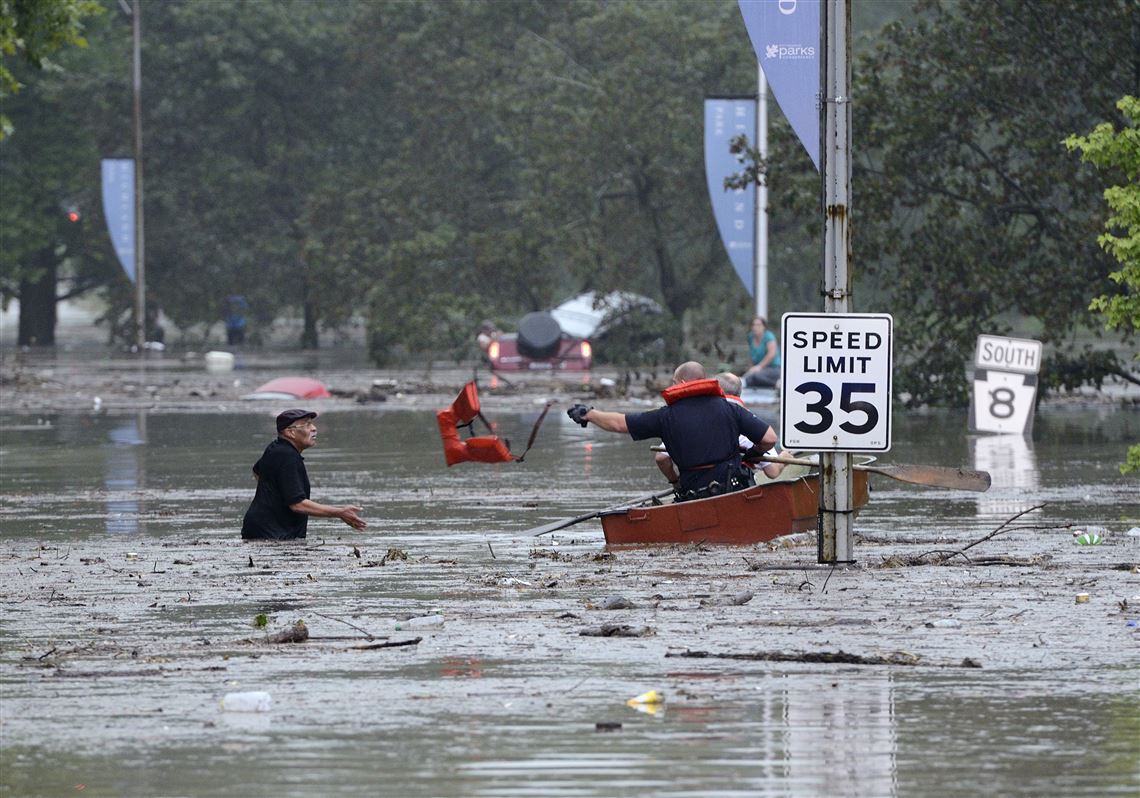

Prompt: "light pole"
[754,65,768,321]
[120,0,146,351]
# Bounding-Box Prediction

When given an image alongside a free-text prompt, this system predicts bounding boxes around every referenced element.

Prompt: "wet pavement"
[1,358,1138,797]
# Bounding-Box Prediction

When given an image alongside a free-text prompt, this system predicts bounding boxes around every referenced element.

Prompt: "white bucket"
[204,351,235,373]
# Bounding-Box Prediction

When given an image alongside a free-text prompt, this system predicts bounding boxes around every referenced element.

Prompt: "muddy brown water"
[1,382,1138,797]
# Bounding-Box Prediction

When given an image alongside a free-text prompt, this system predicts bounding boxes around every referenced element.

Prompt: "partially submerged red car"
[481,311,592,371]
[480,292,662,372]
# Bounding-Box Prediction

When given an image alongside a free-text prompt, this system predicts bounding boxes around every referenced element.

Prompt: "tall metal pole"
[819,0,854,563]
[755,65,769,321]
[131,0,146,351]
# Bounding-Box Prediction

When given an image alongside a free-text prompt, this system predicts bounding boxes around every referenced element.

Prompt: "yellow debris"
[627,690,663,706]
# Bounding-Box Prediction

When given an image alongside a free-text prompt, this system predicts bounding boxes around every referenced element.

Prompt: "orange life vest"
[437,382,514,466]
[661,378,725,405]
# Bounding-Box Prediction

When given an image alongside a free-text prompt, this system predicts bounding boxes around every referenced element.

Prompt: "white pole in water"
[819,0,854,563]
[755,65,769,321]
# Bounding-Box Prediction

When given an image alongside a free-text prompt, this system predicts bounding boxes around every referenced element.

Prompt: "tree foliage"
[1065,95,1140,473]
[5,0,1138,399]
[1065,95,1140,336]
[855,0,1136,406]
[137,0,367,347]
[316,0,773,365]
[0,0,102,138]
[0,0,116,344]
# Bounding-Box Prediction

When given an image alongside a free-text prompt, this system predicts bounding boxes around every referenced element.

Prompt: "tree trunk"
[17,250,58,346]
[301,299,319,349]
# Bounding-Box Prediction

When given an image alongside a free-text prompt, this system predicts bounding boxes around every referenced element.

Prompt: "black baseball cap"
[276,409,318,432]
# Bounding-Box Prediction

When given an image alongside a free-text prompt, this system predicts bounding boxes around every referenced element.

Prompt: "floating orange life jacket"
[661,378,725,405]
[437,381,550,466]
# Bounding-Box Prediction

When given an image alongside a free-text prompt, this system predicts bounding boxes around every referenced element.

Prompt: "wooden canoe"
[600,463,870,547]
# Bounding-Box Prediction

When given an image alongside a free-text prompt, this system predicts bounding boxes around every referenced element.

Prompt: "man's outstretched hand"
[567,404,593,427]
[338,506,367,530]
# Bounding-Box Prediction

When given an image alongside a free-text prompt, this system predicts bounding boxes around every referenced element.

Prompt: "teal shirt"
[747,330,781,368]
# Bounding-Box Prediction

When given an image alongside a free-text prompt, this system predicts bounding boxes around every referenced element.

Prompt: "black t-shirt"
[626,396,772,493]
[241,437,311,540]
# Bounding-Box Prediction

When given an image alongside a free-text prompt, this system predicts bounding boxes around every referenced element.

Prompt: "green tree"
[0,1,118,345]
[330,0,781,366]
[505,1,754,332]
[136,0,368,347]
[855,0,1136,406]
[307,0,558,363]
[1065,95,1140,474]
[0,0,102,139]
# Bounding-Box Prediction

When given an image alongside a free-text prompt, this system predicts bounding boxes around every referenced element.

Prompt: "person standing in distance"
[241,409,366,540]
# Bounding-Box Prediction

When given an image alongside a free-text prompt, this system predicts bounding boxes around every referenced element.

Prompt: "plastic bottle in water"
[221,691,272,712]
[395,614,444,631]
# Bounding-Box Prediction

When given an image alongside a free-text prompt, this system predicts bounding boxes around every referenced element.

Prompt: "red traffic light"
[67,210,80,223]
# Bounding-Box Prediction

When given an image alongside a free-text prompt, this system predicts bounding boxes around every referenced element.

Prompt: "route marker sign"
[780,313,893,452]
[970,334,1042,434]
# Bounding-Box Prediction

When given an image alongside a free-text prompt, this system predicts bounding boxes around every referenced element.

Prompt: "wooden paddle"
[527,488,676,537]
[758,454,991,492]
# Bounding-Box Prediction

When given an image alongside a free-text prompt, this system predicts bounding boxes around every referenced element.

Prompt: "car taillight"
[580,341,592,359]
[488,340,500,359]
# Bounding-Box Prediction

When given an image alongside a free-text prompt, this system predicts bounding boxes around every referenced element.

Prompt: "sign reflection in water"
[104,412,147,534]
[759,673,897,795]
[971,433,1040,519]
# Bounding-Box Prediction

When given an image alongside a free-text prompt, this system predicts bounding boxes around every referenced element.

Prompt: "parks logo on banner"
[737,0,821,171]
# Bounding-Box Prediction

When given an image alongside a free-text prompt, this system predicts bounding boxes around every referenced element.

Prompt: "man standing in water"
[567,361,777,501]
[241,409,367,540]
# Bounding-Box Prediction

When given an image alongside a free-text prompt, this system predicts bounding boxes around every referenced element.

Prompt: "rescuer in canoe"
[567,361,777,501]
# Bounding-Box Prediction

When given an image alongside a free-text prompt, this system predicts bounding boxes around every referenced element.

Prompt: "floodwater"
[1,399,1138,797]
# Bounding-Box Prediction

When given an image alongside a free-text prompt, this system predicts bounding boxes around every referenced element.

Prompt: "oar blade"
[757,454,991,492]
[870,463,991,492]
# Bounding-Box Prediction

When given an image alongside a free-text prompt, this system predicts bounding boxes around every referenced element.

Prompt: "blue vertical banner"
[738,0,821,171]
[704,98,757,296]
[101,158,136,283]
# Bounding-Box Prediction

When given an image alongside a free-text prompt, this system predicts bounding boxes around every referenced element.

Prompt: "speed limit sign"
[780,313,893,452]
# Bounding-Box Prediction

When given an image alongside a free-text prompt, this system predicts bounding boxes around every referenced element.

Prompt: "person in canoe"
[567,361,777,501]
[647,371,786,491]
[716,371,788,481]
[241,409,367,540]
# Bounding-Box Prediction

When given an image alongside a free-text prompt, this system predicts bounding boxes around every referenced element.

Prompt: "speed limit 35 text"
[789,330,884,374]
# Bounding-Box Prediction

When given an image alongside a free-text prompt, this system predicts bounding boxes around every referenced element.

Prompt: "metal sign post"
[819,0,853,563]
[131,0,146,352]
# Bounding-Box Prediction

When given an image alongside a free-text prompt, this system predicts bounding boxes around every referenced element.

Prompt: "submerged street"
[1,352,1137,797]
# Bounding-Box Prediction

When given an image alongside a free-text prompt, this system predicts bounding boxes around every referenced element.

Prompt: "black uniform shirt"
[241,437,311,540]
[626,396,772,494]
